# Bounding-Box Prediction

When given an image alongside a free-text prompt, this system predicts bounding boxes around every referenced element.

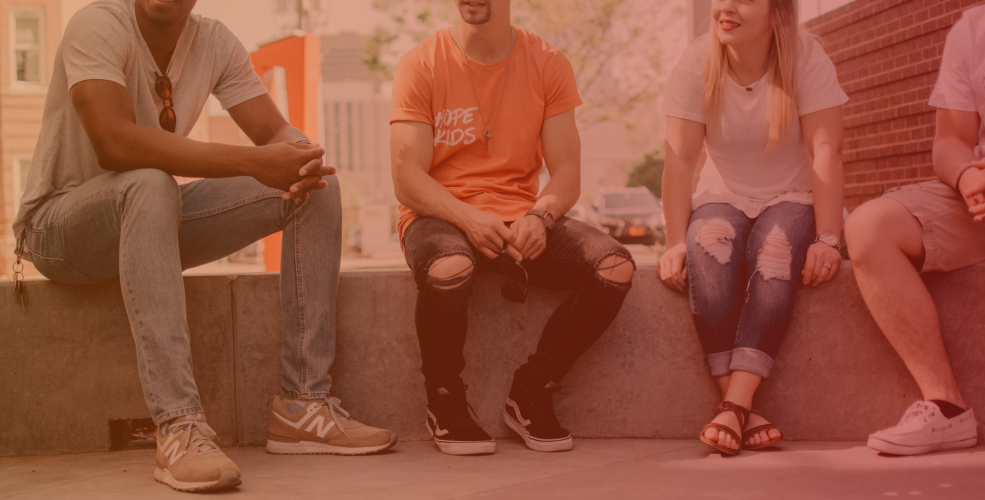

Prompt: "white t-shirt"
[928,5,985,189]
[662,34,849,218]
[13,0,268,240]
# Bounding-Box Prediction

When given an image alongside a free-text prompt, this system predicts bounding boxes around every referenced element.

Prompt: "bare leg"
[846,199,966,407]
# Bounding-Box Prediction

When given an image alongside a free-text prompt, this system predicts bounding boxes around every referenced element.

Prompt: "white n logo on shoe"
[304,415,337,439]
[275,404,336,438]
[161,434,185,466]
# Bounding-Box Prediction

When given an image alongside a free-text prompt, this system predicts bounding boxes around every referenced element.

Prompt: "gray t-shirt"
[13,0,268,242]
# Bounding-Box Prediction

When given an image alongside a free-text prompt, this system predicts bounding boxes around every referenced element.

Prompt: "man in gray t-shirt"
[12,0,395,491]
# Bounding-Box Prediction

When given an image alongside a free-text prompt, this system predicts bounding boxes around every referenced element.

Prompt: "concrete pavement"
[2,439,984,499]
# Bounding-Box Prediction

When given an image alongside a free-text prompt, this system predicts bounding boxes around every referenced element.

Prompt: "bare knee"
[427,254,475,290]
[846,199,923,264]
[597,255,635,284]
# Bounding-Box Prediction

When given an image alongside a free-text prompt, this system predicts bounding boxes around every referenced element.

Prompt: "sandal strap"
[713,401,750,429]
[703,422,742,443]
[744,424,782,441]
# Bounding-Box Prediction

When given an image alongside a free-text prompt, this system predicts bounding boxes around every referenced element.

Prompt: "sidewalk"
[2,439,982,499]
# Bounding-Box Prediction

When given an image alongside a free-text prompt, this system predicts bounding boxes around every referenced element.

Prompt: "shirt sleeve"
[390,48,434,125]
[928,14,977,112]
[661,45,706,124]
[796,37,849,116]
[62,7,130,89]
[543,52,582,119]
[212,24,269,110]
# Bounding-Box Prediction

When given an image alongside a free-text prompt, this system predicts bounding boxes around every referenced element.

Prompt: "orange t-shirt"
[390,26,582,241]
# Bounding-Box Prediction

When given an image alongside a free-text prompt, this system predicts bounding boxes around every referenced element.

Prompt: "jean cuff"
[282,390,332,400]
[728,347,775,379]
[154,405,205,426]
[704,351,733,377]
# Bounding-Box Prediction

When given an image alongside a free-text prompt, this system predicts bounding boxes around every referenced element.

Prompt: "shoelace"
[899,402,936,425]
[311,397,353,439]
[166,421,219,459]
[434,385,482,432]
[521,384,565,430]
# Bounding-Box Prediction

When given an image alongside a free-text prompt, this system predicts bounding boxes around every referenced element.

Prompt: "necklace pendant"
[483,130,491,151]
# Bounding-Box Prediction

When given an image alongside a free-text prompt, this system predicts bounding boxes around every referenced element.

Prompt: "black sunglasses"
[495,254,528,303]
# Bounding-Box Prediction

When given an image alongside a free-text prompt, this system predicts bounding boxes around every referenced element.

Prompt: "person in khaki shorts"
[845,5,985,456]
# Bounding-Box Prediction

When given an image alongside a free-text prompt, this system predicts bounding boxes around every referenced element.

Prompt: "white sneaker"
[868,401,978,456]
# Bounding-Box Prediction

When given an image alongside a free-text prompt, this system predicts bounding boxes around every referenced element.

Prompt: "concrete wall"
[2,263,984,456]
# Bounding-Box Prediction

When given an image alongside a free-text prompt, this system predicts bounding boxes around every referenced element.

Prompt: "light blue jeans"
[23,169,342,425]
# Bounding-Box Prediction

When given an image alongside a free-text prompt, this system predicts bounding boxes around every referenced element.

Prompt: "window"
[346,102,353,171]
[12,154,33,206]
[10,7,45,85]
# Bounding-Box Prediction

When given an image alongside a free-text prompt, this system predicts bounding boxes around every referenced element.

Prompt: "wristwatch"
[526,209,555,231]
[814,233,841,248]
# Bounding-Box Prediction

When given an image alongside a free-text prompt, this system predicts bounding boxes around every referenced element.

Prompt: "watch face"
[821,233,839,247]
[544,213,555,230]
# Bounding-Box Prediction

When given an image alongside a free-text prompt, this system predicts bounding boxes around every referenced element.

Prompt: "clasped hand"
[255,142,337,201]
[961,159,985,222]
[460,209,547,262]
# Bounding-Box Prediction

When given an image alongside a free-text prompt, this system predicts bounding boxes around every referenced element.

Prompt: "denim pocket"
[29,253,100,285]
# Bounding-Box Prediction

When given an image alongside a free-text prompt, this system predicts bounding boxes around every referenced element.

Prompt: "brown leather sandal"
[699,401,749,456]
[743,409,784,450]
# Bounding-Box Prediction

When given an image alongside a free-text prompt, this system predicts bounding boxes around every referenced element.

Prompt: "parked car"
[592,187,665,246]
[565,202,592,223]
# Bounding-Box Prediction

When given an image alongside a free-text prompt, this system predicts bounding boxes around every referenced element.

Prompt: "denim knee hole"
[754,225,793,281]
[695,218,737,265]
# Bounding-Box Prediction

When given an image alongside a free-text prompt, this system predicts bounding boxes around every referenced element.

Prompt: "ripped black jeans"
[403,216,635,392]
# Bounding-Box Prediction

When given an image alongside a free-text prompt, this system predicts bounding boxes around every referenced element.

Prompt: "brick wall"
[804,0,985,210]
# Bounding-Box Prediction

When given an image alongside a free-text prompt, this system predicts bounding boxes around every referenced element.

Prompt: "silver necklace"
[453,25,515,151]
[727,60,758,92]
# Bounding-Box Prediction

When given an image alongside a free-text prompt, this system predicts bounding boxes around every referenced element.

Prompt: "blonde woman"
[659,0,847,455]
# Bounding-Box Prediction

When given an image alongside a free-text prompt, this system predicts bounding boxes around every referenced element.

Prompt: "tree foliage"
[368,0,683,125]
[626,149,664,199]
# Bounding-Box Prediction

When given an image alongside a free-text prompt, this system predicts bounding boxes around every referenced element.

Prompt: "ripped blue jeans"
[686,202,815,379]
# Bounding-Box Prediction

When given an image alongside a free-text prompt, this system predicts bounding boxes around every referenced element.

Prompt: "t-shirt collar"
[129,1,198,84]
[447,25,521,72]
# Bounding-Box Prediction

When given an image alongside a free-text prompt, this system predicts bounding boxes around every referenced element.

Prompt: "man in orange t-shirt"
[390,0,635,456]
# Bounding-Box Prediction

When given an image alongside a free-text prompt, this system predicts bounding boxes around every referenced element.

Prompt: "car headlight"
[599,216,624,227]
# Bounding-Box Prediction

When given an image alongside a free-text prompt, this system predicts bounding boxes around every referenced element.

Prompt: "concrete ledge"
[2,262,984,456]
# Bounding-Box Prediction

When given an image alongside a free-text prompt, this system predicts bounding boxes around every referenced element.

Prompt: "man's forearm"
[534,169,579,220]
[101,122,264,179]
[934,136,979,190]
[265,125,310,146]
[395,167,477,228]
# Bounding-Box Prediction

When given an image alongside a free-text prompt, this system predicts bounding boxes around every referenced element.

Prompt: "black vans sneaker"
[426,386,496,455]
[504,380,573,452]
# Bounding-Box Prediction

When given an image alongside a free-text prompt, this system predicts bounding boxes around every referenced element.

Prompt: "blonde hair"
[702,0,801,151]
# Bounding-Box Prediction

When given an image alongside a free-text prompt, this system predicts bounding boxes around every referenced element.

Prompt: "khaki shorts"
[883,180,985,273]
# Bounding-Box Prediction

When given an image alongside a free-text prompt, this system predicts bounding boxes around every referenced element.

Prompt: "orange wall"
[250,35,322,272]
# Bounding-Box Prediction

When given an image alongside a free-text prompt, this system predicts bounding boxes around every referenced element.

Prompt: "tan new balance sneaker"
[154,414,241,492]
[266,396,397,455]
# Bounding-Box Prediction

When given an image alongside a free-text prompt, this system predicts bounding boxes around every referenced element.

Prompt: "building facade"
[0,0,62,278]
[805,0,985,210]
